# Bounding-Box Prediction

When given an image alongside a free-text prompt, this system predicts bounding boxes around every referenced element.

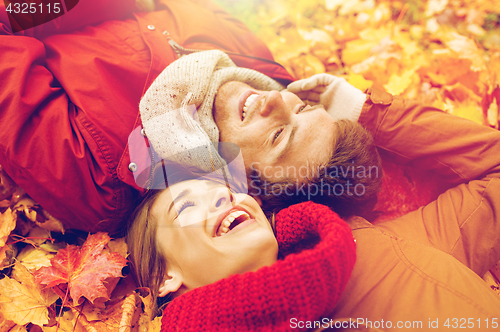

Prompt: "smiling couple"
[127,50,500,331]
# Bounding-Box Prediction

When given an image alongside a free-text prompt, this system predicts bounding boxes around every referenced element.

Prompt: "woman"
[126,172,357,331]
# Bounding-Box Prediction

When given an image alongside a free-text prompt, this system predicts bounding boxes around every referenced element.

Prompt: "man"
[0,0,293,233]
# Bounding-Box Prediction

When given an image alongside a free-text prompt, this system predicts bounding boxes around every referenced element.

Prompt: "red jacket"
[0,0,294,233]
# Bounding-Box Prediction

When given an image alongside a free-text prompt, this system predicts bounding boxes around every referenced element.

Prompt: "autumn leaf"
[0,165,17,201]
[71,291,147,332]
[451,103,485,125]
[34,232,127,305]
[384,69,416,96]
[487,98,499,128]
[17,245,54,271]
[0,263,58,327]
[0,315,16,332]
[0,208,15,247]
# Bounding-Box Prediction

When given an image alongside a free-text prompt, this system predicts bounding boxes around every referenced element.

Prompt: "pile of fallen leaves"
[0,168,162,331]
[216,0,500,127]
[2,0,500,331]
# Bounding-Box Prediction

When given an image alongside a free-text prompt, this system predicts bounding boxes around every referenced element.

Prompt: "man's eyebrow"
[275,123,297,161]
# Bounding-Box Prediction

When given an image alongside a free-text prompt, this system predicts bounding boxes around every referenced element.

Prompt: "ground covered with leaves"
[1,0,500,331]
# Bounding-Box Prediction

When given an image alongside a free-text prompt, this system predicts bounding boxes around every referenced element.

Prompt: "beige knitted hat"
[139,50,284,172]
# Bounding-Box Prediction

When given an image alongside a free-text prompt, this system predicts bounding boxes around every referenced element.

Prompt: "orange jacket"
[330,88,500,330]
[0,0,294,233]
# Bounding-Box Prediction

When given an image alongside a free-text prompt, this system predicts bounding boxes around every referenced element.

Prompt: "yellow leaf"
[392,32,420,58]
[346,73,373,91]
[27,226,51,246]
[451,103,484,125]
[149,316,162,332]
[384,69,415,95]
[0,264,58,326]
[425,0,448,17]
[445,32,486,71]
[342,39,377,66]
[42,310,85,332]
[487,98,498,128]
[16,246,54,271]
[136,288,156,332]
[299,28,334,51]
[467,24,486,37]
[0,208,15,247]
[289,53,325,79]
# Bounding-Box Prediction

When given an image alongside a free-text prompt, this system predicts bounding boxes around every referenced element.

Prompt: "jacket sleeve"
[161,202,356,332]
[359,88,500,276]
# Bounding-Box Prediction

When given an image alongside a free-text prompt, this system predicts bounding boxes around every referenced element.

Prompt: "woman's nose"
[259,91,289,118]
[209,186,233,213]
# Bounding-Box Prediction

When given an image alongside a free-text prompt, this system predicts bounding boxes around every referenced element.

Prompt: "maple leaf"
[0,263,58,327]
[34,232,127,305]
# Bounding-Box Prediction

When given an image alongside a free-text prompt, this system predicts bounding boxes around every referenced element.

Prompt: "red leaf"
[33,232,127,305]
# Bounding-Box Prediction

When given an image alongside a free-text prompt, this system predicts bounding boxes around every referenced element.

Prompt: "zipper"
[166,36,288,70]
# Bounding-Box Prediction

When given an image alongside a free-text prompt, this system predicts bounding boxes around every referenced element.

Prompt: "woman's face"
[153,179,278,294]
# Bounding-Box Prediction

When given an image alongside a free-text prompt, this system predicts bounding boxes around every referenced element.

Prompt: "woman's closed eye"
[177,200,195,214]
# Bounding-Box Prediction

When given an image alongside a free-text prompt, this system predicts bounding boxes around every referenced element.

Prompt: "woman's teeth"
[219,210,250,236]
[242,94,258,120]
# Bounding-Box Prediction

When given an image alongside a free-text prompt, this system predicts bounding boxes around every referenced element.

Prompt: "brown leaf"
[0,165,17,201]
[0,314,16,332]
[104,237,128,259]
[73,293,139,332]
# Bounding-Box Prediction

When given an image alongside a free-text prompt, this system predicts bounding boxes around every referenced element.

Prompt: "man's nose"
[209,186,233,213]
[259,91,289,118]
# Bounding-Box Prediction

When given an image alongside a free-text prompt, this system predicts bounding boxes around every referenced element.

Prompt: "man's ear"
[158,270,183,297]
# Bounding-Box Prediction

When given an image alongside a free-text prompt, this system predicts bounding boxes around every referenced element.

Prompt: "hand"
[286,73,367,122]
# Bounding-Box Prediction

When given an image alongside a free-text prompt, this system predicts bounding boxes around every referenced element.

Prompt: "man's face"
[213,81,336,182]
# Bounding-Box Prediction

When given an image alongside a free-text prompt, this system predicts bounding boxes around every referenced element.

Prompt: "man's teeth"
[219,210,250,236]
[242,94,258,120]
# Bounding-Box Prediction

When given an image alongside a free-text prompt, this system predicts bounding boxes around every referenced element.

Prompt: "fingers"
[286,73,337,93]
[293,91,322,103]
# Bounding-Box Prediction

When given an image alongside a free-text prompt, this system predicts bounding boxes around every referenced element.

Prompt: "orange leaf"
[34,232,127,305]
